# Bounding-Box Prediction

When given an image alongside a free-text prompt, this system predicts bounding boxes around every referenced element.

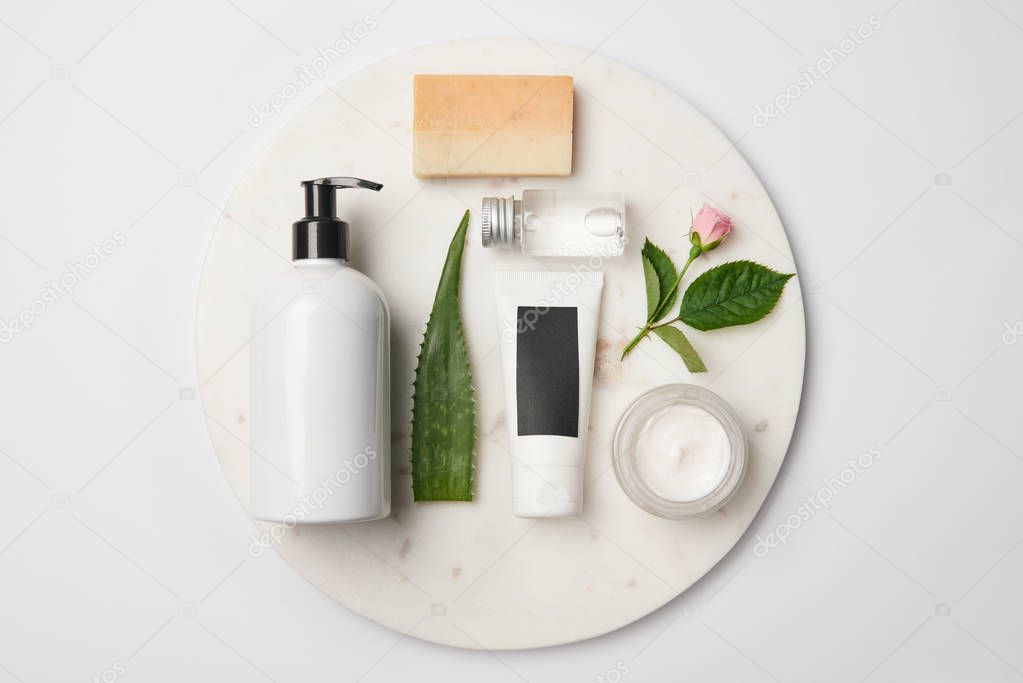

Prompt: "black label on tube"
[515,306,579,437]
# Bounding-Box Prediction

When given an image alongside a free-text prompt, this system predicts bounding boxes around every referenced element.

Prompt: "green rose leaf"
[642,256,660,320]
[641,239,678,323]
[679,260,794,331]
[652,325,707,373]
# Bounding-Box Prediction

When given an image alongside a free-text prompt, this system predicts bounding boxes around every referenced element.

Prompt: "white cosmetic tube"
[492,270,604,518]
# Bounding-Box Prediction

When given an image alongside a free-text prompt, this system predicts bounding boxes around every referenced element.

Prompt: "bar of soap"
[413,74,573,178]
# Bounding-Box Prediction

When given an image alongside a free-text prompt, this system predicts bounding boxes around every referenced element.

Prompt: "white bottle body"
[250,259,390,523]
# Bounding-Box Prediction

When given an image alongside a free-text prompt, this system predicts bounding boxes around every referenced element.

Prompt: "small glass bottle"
[481,190,626,258]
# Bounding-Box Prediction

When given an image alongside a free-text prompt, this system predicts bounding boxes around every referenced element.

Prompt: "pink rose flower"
[690,204,733,252]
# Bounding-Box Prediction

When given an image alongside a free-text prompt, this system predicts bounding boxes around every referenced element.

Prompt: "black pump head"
[293,177,383,260]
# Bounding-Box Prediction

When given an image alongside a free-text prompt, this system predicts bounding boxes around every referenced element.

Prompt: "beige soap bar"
[413,74,574,177]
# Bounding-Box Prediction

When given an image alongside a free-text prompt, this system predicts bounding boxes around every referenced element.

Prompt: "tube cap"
[512,463,583,518]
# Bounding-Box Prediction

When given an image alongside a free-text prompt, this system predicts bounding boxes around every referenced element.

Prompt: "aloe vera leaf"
[411,210,476,501]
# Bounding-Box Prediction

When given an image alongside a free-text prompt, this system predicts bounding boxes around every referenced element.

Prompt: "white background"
[1,0,1022,681]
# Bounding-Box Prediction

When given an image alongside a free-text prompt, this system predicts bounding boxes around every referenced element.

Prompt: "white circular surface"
[196,38,805,650]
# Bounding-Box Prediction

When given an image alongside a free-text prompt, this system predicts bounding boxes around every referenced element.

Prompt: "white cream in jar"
[633,404,731,502]
[613,385,747,519]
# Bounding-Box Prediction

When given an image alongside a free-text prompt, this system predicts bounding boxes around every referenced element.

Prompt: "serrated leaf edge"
[410,211,477,502]
[679,260,794,332]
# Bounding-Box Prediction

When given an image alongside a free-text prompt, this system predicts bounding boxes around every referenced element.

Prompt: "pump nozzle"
[294,177,383,261]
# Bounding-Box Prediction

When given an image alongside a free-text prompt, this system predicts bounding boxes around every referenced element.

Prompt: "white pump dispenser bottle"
[250,177,390,523]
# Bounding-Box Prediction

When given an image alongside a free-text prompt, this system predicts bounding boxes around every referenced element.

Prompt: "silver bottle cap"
[481,196,519,248]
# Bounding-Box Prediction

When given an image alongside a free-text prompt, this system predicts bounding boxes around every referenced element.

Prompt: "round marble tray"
[197,38,805,650]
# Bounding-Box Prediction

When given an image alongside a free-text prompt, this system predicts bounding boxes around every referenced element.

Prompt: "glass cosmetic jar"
[612,384,747,519]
